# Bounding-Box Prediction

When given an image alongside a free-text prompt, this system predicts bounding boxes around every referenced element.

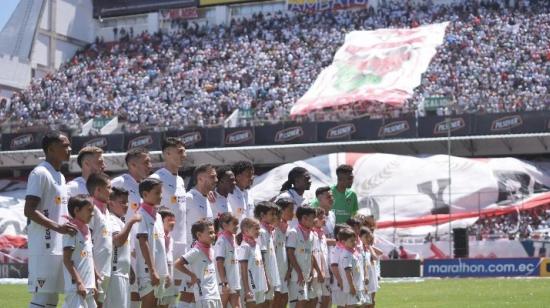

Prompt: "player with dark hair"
[25,131,76,308]
[228,160,255,222]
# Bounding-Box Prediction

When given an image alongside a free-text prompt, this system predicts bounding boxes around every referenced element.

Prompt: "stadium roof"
[0,0,44,60]
[1,133,549,173]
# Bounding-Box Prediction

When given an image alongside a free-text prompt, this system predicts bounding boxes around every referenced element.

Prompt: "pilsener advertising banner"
[423,258,541,277]
[287,0,368,12]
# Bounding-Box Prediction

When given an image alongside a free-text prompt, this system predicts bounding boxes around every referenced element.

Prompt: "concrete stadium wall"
[31,0,95,71]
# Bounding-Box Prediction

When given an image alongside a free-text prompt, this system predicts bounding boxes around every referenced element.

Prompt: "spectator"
[5,0,550,132]
[388,247,399,259]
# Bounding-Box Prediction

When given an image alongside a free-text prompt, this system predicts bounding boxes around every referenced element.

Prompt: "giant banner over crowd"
[290,23,449,116]
[250,153,550,237]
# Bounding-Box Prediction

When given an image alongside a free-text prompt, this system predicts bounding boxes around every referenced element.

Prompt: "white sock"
[130,301,141,308]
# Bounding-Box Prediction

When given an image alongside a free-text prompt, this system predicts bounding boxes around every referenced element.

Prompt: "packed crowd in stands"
[467,206,550,240]
[3,0,550,133]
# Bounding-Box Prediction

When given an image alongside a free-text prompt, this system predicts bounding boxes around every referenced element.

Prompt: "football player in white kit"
[212,166,236,217]
[111,148,152,307]
[105,187,142,308]
[86,172,114,308]
[61,195,97,308]
[149,137,188,307]
[67,146,106,197]
[25,131,77,308]
[276,167,312,227]
[227,161,255,222]
[182,164,217,307]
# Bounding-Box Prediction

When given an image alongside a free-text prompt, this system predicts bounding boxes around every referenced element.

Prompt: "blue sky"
[0,0,20,30]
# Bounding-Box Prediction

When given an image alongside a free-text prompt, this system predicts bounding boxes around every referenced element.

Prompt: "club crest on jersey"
[102,228,109,237]
[131,203,139,211]
[171,196,177,204]
[80,250,89,258]
[55,196,62,205]
[37,279,46,288]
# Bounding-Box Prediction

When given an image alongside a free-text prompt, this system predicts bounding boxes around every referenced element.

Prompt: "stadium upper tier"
[3,0,550,133]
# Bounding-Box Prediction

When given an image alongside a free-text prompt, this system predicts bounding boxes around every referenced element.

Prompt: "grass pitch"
[1,278,550,307]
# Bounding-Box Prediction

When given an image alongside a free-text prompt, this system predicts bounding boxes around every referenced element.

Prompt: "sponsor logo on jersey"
[128,135,153,149]
[10,134,34,150]
[326,123,356,139]
[378,121,410,137]
[491,115,523,131]
[225,130,253,145]
[37,279,46,288]
[275,127,304,143]
[433,118,466,134]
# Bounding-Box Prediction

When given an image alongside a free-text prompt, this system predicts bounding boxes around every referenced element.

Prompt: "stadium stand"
[3,0,550,134]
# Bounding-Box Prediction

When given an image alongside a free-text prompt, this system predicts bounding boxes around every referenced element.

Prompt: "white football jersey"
[274,227,288,284]
[324,211,336,239]
[259,226,280,288]
[182,247,220,300]
[62,230,95,292]
[111,173,142,222]
[275,189,305,228]
[339,249,364,294]
[227,186,253,222]
[185,188,213,245]
[237,241,267,293]
[26,161,69,256]
[214,234,240,290]
[135,207,169,278]
[212,190,232,218]
[286,227,314,282]
[89,204,113,278]
[110,215,132,277]
[66,176,88,197]
[150,168,187,245]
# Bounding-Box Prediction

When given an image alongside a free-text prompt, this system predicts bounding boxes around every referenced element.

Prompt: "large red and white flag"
[250,153,550,238]
[290,23,449,115]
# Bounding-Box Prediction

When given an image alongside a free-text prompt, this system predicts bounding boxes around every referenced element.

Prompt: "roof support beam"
[537,137,548,151]
[501,138,513,152]
[407,142,419,155]
[266,149,285,162]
